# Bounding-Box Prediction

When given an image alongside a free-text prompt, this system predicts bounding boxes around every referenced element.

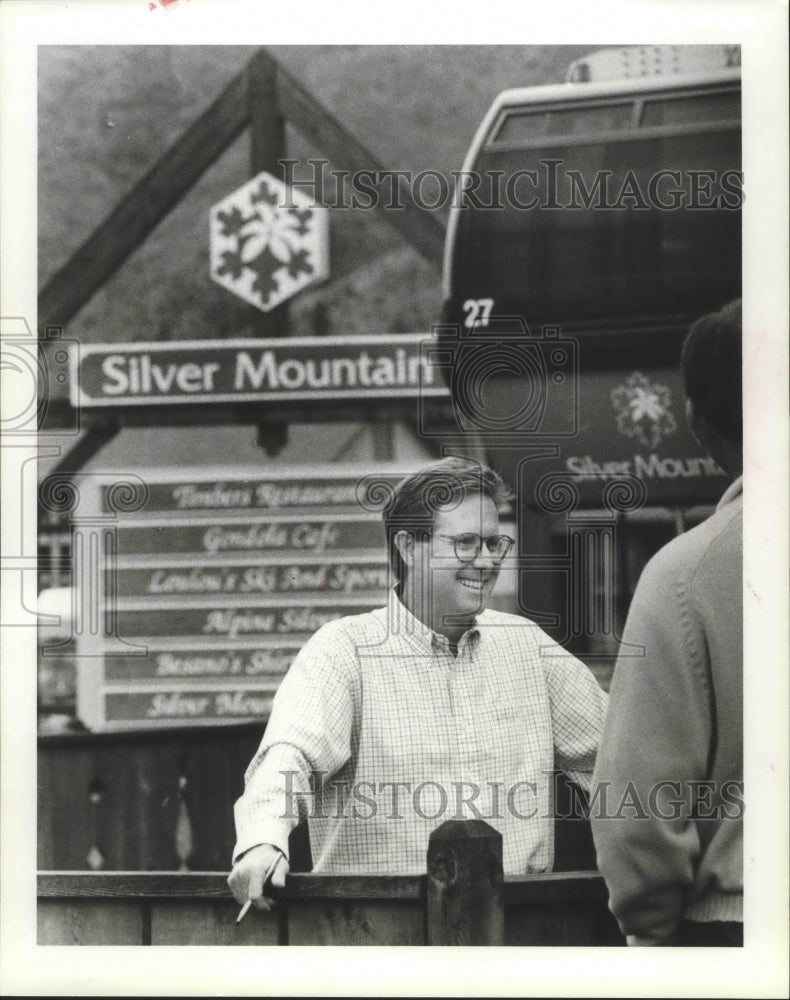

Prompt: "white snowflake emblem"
[210,171,329,312]
[610,372,678,447]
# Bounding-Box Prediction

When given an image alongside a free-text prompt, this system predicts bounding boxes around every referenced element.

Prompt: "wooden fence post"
[426,819,504,946]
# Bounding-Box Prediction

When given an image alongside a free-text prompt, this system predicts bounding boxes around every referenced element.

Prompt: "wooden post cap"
[426,819,504,946]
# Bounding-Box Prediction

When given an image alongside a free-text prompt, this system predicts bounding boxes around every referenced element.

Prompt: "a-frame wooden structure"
[39,48,449,467]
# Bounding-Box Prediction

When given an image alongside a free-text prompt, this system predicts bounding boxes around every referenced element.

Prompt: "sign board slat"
[105,475,403,514]
[115,560,391,598]
[104,646,303,682]
[112,602,382,640]
[116,517,385,556]
[103,688,277,725]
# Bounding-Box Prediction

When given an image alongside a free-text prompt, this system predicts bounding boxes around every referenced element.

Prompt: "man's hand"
[227,843,289,912]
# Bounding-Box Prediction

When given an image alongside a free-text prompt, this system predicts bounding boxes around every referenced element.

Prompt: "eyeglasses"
[435,533,514,563]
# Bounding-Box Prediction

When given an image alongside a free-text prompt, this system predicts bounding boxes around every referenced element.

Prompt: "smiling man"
[229,456,607,911]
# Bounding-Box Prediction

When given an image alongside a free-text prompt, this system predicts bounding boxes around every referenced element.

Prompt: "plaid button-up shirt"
[233,591,607,875]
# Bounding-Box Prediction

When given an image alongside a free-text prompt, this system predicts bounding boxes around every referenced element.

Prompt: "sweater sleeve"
[232,621,358,863]
[590,549,711,945]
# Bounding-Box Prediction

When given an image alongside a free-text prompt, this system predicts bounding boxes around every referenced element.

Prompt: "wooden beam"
[38,871,238,899]
[247,49,289,341]
[280,873,423,900]
[275,63,446,267]
[38,69,250,335]
[37,870,424,900]
[503,870,610,905]
[247,50,290,457]
[37,869,609,904]
[40,397,456,432]
[37,866,623,946]
[39,425,120,477]
[37,48,446,340]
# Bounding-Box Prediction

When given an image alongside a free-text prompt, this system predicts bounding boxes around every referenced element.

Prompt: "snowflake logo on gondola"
[610,372,678,448]
[210,171,329,312]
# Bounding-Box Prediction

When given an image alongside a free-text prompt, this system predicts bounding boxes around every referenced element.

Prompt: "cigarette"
[236,852,281,924]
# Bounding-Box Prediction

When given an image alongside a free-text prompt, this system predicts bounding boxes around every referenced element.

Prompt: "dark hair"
[681,298,742,446]
[383,456,514,585]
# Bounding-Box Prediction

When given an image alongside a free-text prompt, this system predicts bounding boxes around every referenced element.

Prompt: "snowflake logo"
[610,372,678,448]
[209,171,329,312]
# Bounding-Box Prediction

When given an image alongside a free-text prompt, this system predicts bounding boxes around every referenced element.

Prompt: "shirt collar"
[717,475,743,511]
[387,589,480,654]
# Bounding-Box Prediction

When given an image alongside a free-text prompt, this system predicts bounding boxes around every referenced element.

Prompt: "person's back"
[591,299,743,946]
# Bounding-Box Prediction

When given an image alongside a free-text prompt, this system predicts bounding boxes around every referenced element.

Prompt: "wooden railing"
[38,821,624,946]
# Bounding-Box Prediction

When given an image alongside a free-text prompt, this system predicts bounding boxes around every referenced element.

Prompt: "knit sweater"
[591,478,743,945]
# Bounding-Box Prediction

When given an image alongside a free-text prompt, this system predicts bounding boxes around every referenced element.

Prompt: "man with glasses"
[229,456,607,911]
